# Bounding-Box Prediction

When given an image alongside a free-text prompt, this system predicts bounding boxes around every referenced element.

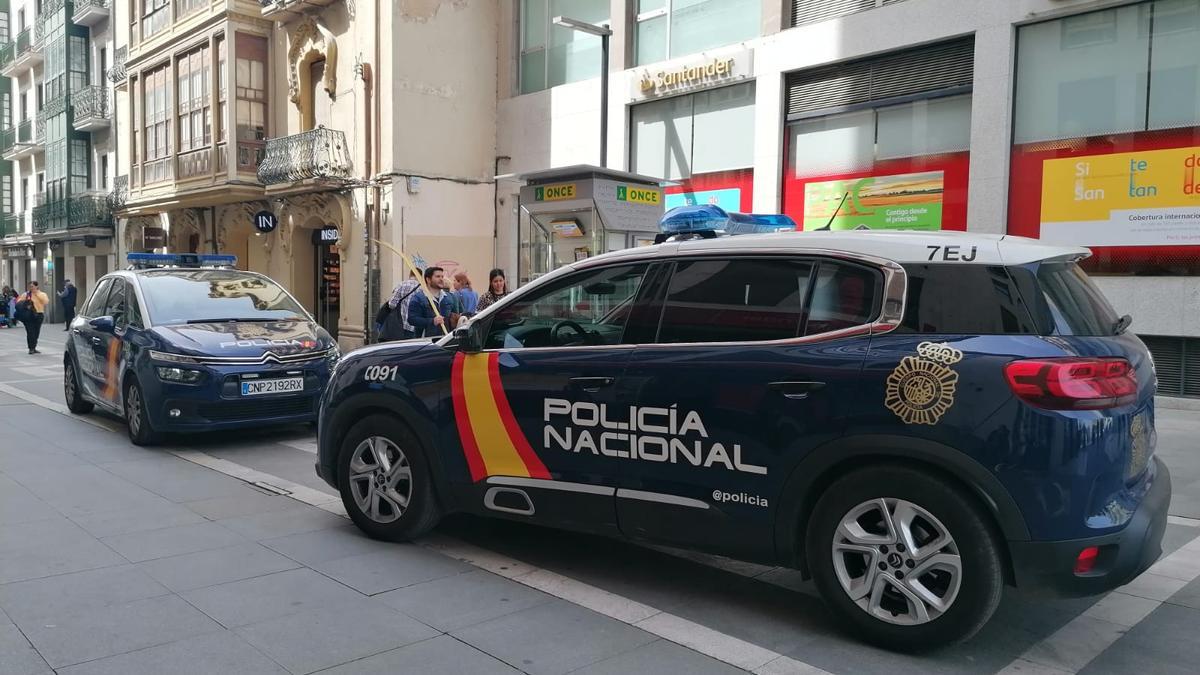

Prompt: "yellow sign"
[639,58,735,95]
[1040,146,1200,246]
[534,183,577,202]
[616,185,661,206]
[884,342,963,426]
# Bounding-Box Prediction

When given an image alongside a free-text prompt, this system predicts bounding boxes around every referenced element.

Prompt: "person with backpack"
[19,280,49,354]
[379,269,422,341]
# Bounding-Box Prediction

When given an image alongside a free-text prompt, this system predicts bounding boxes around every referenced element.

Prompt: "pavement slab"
[375,568,555,632]
[313,634,522,675]
[0,610,53,675]
[55,630,289,675]
[307,545,474,596]
[181,568,370,629]
[135,542,303,593]
[0,564,171,626]
[0,517,127,585]
[69,502,209,539]
[100,520,248,563]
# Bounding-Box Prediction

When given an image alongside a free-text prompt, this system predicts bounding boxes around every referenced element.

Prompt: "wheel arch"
[321,391,455,514]
[775,434,1028,582]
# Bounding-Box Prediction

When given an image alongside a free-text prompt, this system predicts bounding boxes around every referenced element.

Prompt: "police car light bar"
[126,253,238,269]
[656,205,799,243]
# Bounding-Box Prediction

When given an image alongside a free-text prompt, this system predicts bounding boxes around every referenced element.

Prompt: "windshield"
[138,270,309,325]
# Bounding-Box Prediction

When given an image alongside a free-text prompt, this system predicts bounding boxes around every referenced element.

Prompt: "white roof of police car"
[574,231,1088,269]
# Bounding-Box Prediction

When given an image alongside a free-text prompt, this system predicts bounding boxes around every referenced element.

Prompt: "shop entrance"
[312,226,340,339]
[516,166,665,286]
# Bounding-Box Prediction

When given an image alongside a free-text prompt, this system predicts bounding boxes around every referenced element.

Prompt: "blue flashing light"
[127,253,238,269]
[726,212,798,235]
[659,204,732,234]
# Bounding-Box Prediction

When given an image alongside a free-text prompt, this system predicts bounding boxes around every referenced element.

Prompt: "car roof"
[575,231,1088,269]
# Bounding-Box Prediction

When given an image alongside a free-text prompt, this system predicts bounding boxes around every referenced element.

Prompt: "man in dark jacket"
[408,267,455,338]
[59,279,77,330]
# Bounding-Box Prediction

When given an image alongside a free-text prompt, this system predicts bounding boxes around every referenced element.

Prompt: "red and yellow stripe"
[102,339,121,401]
[452,352,550,483]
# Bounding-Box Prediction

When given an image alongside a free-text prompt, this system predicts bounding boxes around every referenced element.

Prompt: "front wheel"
[64,359,93,414]
[807,465,1004,652]
[338,414,441,542]
[124,378,163,446]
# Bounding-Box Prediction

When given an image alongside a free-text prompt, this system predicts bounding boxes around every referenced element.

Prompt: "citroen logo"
[261,352,282,364]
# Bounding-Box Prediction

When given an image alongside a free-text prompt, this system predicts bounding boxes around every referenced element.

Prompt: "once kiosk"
[515,165,666,285]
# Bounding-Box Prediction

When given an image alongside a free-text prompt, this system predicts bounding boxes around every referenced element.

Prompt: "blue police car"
[65,254,339,445]
[315,231,1169,650]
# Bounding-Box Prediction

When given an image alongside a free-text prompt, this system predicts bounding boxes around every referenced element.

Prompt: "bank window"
[631,81,755,181]
[635,0,760,65]
[235,33,267,171]
[658,259,812,344]
[519,0,609,94]
[485,264,647,349]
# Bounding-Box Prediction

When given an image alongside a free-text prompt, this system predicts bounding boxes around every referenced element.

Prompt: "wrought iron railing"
[72,85,110,122]
[257,127,353,185]
[73,0,110,15]
[0,213,21,238]
[107,46,127,84]
[32,195,114,234]
[0,42,14,71]
[108,175,128,211]
[0,127,14,155]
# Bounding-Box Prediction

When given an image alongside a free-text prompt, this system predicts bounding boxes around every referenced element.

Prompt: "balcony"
[0,25,44,78]
[107,175,128,212]
[72,86,111,132]
[32,195,114,236]
[1,213,23,239]
[2,119,44,161]
[257,127,353,192]
[72,0,111,26]
[107,47,127,88]
[260,0,342,21]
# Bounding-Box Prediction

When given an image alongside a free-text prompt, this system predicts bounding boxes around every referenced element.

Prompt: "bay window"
[177,44,212,179]
[635,0,760,65]
[142,64,171,184]
[235,33,266,171]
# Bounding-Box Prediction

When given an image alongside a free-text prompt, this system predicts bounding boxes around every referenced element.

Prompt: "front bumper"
[143,365,327,432]
[1009,457,1171,597]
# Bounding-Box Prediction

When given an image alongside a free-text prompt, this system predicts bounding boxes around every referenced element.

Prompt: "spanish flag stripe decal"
[486,353,552,480]
[460,354,533,479]
[451,353,487,482]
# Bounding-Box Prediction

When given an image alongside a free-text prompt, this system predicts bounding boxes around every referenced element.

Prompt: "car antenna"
[815,192,849,232]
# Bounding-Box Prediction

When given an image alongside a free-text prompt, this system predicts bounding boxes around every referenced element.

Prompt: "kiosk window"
[658,259,812,344]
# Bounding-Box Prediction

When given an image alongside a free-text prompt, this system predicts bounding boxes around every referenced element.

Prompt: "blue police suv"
[315,231,1169,650]
[65,254,338,445]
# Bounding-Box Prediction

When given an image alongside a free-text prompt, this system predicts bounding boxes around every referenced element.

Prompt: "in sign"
[254,210,278,234]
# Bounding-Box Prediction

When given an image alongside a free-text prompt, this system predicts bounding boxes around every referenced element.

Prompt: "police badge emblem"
[885,342,965,425]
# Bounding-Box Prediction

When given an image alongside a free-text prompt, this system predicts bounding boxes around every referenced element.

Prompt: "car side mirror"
[89,316,115,333]
[455,322,484,353]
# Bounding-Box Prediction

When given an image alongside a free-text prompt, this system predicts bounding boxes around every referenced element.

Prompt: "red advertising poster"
[664,168,755,213]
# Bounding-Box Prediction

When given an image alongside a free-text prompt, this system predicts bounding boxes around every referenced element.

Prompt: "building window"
[142,0,169,41]
[177,44,212,179]
[142,64,172,184]
[20,178,28,212]
[0,12,8,44]
[17,9,24,33]
[216,36,227,173]
[1009,0,1200,275]
[519,0,609,94]
[631,82,756,211]
[235,33,267,171]
[71,140,89,193]
[635,0,760,65]
[19,93,27,122]
[36,84,43,111]
[175,0,206,20]
[100,154,109,190]
[99,47,107,86]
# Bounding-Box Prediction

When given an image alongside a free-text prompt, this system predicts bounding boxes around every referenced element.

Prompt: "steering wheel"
[551,320,588,346]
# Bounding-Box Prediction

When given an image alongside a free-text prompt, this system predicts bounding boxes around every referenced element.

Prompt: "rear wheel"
[64,359,93,414]
[124,378,163,446]
[338,414,441,541]
[807,465,1003,651]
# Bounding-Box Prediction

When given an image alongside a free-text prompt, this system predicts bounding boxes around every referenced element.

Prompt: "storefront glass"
[1009,0,1200,275]
[782,94,972,231]
[635,0,761,66]
[520,0,610,94]
[631,82,756,211]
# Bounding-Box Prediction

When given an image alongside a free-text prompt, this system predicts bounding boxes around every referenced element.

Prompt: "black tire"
[64,358,93,414]
[124,378,163,446]
[806,465,1004,652]
[338,414,442,542]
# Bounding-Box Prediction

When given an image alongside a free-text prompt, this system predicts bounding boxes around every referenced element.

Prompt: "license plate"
[241,377,304,396]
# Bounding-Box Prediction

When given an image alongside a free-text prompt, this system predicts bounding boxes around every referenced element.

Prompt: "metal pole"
[599,33,609,169]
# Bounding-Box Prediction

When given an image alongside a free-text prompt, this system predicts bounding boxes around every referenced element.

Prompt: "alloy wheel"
[831,498,962,626]
[126,385,142,437]
[64,363,76,402]
[348,436,413,524]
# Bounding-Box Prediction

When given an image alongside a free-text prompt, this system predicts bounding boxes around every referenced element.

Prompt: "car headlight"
[150,350,201,365]
[156,366,204,384]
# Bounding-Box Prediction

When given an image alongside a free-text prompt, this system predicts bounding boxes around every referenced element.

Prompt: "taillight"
[1004,358,1137,410]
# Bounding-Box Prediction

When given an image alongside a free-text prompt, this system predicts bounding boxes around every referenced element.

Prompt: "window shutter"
[786,37,975,117]
[791,0,913,28]
[1141,335,1185,397]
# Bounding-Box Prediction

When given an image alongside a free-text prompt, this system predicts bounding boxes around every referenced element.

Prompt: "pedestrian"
[58,278,77,330]
[475,268,509,313]
[20,280,49,354]
[407,266,456,338]
[0,285,13,328]
[453,272,479,316]
[380,270,422,341]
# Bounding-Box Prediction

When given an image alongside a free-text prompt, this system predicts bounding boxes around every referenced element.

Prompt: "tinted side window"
[898,264,1038,334]
[105,279,128,328]
[805,262,882,336]
[1030,262,1119,336]
[658,259,813,344]
[84,278,113,317]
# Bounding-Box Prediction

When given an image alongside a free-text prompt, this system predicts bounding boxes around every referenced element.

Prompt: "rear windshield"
[1024,262,1121,336]
[138,270,308,325]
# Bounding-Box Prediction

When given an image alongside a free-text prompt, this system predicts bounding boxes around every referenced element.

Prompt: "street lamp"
[552,15,612,168]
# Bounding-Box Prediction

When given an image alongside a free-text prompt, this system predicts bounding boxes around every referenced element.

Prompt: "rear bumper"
[1009,457,1171,597]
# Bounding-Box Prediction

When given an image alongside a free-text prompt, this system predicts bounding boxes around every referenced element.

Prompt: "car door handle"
[91,337,102,346]
[569,377,615,393]
[768,381,825,400]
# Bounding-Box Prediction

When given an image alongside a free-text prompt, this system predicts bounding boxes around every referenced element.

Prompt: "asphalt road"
[2,325,1199,675]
